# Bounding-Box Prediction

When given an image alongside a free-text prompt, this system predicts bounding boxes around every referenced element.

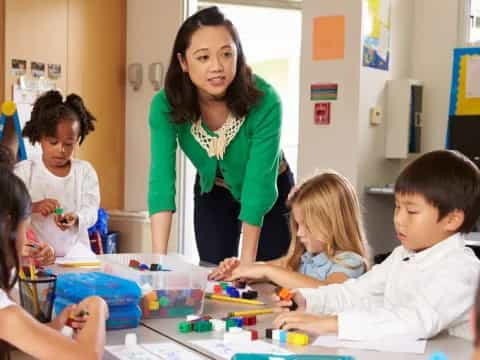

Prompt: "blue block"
[279,330,287,343]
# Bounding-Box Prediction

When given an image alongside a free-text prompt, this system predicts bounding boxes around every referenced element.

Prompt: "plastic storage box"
[98,253,210,319]
[55,272,142,330]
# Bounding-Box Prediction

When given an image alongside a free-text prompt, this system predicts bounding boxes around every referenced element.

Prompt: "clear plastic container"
[98,253,210,319]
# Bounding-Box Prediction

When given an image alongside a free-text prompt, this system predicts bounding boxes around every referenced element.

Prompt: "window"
[460,0,480,45]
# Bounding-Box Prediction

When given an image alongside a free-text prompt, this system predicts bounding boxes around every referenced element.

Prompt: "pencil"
[228,308,274,317]
[205,293,265,305]
[29,261,41,316]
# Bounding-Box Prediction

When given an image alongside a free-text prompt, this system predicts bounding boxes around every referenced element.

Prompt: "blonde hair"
[283,170,370,271]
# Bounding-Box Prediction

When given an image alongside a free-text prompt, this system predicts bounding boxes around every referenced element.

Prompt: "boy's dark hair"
[22,90,95,145]
[395,150,480,233]
[0,144,14,170]
[164,6,262,124]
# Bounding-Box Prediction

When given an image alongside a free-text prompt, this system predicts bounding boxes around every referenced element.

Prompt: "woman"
[148,6,294,265]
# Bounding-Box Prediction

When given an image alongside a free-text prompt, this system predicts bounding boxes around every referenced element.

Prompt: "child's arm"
[228,263,351,288]
[0,296,108,360]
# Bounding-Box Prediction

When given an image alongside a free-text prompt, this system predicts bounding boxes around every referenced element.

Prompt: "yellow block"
[1,101,16,117]
[148,300,160,311]
[287,332,309,346]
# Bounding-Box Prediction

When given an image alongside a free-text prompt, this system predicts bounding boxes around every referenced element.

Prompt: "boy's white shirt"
[14,158,100,257]
[0,288,15,309]
[298,233,480,341]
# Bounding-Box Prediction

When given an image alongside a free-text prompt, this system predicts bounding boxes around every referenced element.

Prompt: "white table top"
[142,283,473,360]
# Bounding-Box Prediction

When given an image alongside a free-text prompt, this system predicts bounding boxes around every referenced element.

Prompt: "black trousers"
[194,168,294,265]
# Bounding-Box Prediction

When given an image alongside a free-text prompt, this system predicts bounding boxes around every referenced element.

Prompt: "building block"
[265,328,273,339]
[178,321,192,333]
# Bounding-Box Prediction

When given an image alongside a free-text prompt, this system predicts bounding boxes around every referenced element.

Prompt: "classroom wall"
[124,0,183,212]
[124,0,184,252]
[67,0,126,211]
[357,0,415,255]
[2,0,126,210]
[297,0,362,185]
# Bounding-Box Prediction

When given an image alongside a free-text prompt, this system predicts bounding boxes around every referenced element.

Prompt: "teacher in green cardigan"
[148,6,294,265]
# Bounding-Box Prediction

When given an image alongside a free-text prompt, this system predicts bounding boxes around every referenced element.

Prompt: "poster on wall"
[31,61,45,78]
[11,59,27,76]
[362,0,391,71]
[48,64,62,80]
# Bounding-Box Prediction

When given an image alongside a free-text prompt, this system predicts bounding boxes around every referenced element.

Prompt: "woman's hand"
[55,212,78,231]
[272,288,306,313]
[208,257,240,281]
[272,312,338,335]
[32,199,60,217]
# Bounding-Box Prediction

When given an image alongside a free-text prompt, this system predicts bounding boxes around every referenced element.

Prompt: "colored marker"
[205,293,265,305]
[228,308,274,317]
[25,243,39,249]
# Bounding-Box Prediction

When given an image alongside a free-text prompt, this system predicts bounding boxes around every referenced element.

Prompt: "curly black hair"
[0,144,14,170]
[22,90,96,145]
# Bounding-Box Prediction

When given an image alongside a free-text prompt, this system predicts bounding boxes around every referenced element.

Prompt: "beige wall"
[67,0,126,210]
[2,0,126,210]
[4,0,68,97]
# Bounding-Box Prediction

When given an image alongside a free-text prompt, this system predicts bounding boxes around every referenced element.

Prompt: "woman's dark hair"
[164,6,263,124]
[0,170,31,360]
[22,90,96,145]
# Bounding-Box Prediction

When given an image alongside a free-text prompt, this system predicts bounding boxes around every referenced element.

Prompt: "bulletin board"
[446,48,480,148]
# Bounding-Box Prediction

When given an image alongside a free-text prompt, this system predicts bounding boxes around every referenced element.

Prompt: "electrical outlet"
[370,106,382,125]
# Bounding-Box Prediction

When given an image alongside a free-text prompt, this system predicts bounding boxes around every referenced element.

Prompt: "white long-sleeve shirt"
[14,158,100,256]
[299,233,480,341]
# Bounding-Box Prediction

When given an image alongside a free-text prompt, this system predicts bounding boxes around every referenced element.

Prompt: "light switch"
[370,106,382,125]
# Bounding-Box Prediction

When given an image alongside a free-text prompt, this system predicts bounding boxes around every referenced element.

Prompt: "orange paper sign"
[313,15,345,61]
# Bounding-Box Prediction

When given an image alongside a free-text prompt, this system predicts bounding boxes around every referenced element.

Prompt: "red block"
[243,315,256,326]
[213,285,223,294]
[250,329,258,340]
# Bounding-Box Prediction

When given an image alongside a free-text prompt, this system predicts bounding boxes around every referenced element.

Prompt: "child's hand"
[32,199,60,217]
[55,212,78,231]
[208,257,240,281]
[50,304,87,331]
[227,263,269,282]
[32,242,56,265]
[78,296,110,319]
[272,312,338,335]
[272,289,306,313]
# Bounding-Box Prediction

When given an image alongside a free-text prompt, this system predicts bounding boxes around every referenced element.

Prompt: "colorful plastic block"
[193,320,213,332]
[249,329,258,340]
[226,318,237,330]
[148,300,160,311]
[232,317,244,327]
[159,296,170,307]
[145,291,158,302]
[265,328,273,339]
[178,321,192,333]
[210,319,226,332]
[220,282,229,290]
[128,259,140,268]
[213,284,223,294]
[226,286,240,298]
[243,315,256,326]
[241,290,258,299]
[139,263,149,271]
[150,263,162,271]
[279,330,287,343]
[272,329,281,341]
[286,332,309,345]
[276,287,293,301]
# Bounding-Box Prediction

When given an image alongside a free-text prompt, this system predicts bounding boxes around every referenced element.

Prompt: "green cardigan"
[148,76,282,227]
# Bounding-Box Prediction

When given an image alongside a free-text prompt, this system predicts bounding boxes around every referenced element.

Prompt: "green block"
[167,307,194,317]
[194,320,213,332]
[220,282,228,289]
[159,296,170,307]
[226,318,237,330]
[178,321,192,333]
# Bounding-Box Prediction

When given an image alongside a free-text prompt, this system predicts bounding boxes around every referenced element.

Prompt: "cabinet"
[385,79,423,159]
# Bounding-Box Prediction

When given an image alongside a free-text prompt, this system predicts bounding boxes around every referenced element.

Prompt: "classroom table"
[142,283,473,360]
